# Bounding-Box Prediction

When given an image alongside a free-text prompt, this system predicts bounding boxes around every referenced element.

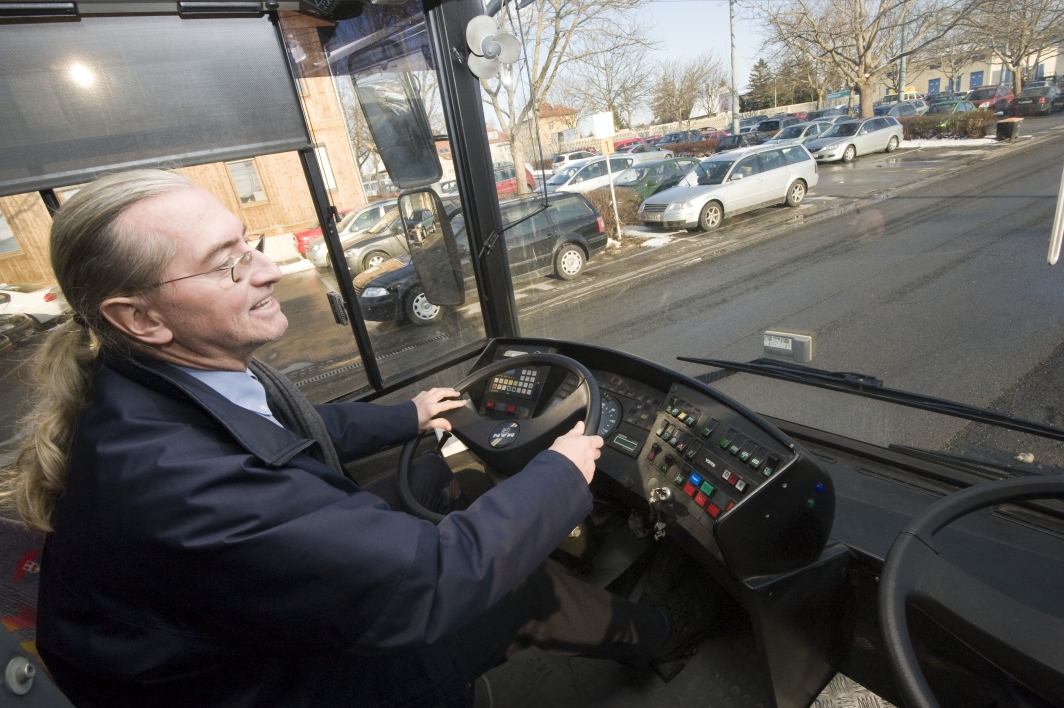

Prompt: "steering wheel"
[397,353,601,523]
[879,475,1064,708]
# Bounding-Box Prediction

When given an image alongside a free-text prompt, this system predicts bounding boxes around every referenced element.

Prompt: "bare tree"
[964,0,1064,94]
[650,52,729,125]
[552,24,659,130]
[754,0,988,117]
[915,26,983,93]
[481,0,650,195]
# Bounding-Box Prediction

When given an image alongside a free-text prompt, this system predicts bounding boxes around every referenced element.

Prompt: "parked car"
[613,137,644,150]
[925,100,976,118]
[967,85,1014,114]
[551,150,596,174]
[812,115,855,126]
[805,107,847,122]
[495,164,536,196]
[612,158,700,201]
[618,143,675,159]
[1023,80,1055,90]
[765,121,831,146]
[903,99,929,115]
[308,198,460,273]
[638,144,819,231]
[715,132,770,153]
[0,313,38,346]
[293,208,356,255]
[700,129,730,142]
[438,180,458,195]
[0,283,69,324]
[1013,85,1064,116]
[873,102,918,118]
[657,130,702,145]
[805,116,904,163]
[357,193,607,324]
[755,117,801,136]
[543,155,637,193]
[643,135,663,146]
[297,201,396,256]
[926,92,968,106]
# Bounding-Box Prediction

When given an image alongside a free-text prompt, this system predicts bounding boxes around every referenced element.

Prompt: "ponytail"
[0,169,189,532]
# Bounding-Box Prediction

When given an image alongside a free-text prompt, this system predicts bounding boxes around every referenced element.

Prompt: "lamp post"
[730,0,740,135]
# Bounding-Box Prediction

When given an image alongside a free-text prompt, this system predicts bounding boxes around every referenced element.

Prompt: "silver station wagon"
[804,116,904,163]
[638,144,819,231]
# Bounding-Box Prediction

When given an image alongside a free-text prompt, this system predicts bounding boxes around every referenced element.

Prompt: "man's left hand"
[412,388,466,432]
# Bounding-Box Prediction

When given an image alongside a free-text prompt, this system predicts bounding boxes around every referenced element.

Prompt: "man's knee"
[409,453,467,513]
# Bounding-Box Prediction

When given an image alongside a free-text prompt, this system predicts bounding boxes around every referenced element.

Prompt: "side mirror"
[730,173,744,181]
[398,189,465,307]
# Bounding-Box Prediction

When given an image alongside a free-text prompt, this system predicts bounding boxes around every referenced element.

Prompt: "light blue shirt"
[173,365,283,428]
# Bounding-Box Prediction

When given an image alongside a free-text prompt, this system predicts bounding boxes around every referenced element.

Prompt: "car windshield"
[1019,88,1050,97]
[775,125,805,139]
[694,160,734,185]
[547,164,584,184]
[927,103,959,114]
[968,88,997,99]
[614,165,651,185]
[823,122,860,137]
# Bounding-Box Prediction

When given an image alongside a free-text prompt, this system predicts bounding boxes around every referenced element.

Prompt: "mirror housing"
[398,189,465,306]
[730,173,744,181]
[354,72,441,189]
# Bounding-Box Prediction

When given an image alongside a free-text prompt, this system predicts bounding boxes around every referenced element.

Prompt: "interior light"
[69,63,95,87]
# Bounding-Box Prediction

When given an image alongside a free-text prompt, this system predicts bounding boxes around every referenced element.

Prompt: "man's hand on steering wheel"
[549,422,602,484]
[411,388,466,432]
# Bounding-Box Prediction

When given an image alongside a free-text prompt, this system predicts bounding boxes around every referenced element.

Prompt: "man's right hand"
[549,421,603,484]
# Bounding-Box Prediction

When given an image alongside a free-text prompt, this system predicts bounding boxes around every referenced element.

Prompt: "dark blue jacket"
[37,354,592,707]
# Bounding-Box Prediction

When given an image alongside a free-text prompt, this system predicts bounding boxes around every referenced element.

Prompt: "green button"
[666,406,675,415]
[738,450,751,462]
[749,455,763,468]
[669,435,680,446]
[674,473,686,485]
[685,448,697,459]
[762,466,774,477]
[700,481,715,496]
[719,435,732,449]
[660,462,670,474]
[701,427,713,437]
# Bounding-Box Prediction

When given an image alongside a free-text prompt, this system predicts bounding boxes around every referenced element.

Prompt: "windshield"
[694,160,734,185]
[615,165,650,185]
[926,103,958,114]
[1019,88,1050,97]
[775,125,805,139]
[547,164,583,184]
[968,88,997,99]
[823,122,860,137]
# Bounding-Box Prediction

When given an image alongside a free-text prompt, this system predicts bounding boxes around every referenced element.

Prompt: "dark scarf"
[249,359,344,475]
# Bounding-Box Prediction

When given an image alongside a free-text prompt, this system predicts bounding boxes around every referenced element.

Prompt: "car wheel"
[405,288,442,325]
[842,145,856,162]
[554,245,585,280]
[698,201,723,231]
[363,250,389,271]
[885,136,899,152]
[786,180,807,207]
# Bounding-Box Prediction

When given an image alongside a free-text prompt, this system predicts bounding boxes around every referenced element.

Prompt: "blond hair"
[1,170,191,532]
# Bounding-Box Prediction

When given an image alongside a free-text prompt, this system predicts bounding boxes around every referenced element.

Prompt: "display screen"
[488,367,541,399]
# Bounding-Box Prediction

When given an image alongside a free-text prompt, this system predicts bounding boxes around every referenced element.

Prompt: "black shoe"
[648,576,726,682]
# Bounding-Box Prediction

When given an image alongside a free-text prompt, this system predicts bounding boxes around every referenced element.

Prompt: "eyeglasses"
[150,237,264,288]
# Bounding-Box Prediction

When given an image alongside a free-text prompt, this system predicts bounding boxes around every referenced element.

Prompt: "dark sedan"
[715,132,770,153]
[1013,86,1064,116]
[357,193,607,325]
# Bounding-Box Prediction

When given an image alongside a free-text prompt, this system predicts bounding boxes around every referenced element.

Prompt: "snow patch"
[607,238,622,249]
[901,137,998,148]
[641,236,674,248]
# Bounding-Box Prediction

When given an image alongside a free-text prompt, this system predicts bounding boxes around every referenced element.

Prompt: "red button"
[682,483,697,498]
[706,503,721,519]
[727,474,738,486]
[506,404,516,414]
[725,501,735,511]
[485,400,495,410]
[694,492,708,507]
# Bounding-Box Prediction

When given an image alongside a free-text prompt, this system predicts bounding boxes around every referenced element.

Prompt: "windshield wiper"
[887,444,1048,479]
[678,357,1064,443]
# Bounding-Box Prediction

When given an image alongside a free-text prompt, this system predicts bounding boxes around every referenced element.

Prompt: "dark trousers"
[401,453,668,703]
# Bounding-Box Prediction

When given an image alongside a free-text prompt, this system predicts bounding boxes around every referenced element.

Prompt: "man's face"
[123,186,287,370]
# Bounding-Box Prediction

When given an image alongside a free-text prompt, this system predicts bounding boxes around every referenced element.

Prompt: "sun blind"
[0,15,311,196]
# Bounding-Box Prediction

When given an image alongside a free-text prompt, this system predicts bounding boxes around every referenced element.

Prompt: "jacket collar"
[101,352,316,468]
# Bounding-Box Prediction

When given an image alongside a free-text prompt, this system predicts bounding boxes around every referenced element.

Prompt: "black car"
[715,132,770,153]
[657,130,702,146]
[1013,86,1064,116]
[805,107,847,121]
[0,313,38,346]
[755,117,800,135]
[357,193,608,325]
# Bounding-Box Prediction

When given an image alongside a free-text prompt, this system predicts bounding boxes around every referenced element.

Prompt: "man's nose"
[248,248,282,286]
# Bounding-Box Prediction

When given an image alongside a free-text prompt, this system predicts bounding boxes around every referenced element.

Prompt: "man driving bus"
[2,170,717,707]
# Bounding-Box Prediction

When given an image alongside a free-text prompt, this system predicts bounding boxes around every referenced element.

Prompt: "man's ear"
[99,296,174,347]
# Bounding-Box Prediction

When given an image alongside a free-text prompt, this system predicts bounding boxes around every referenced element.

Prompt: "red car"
[967,85,1014,114]
[699,129,730,142]
[293,208,353,255]
[495,165,536,196]
[613,137,645,150]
